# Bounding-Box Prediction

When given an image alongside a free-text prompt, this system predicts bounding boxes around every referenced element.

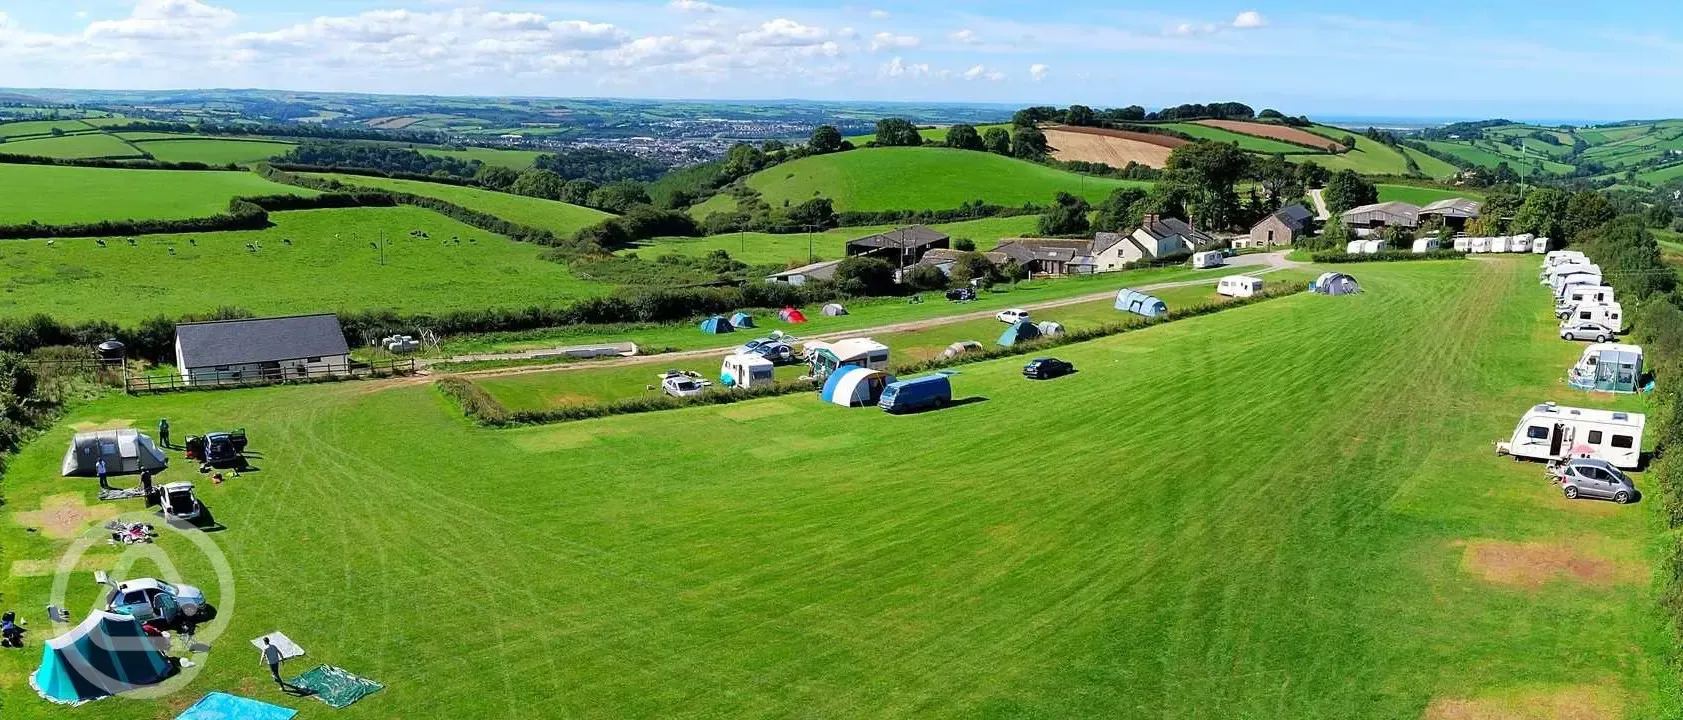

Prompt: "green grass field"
[0,119,92,138]
[0,132,142,159]
[1154,122,1310,154]
[740,147,1147,213]
[0,165,313,225]
[1398,145,1461,178]
[844,123,1012,144]
[419,146,547,171]
[625,215,1044,265]
[1376,184,1485,205]
[2,259,1674,718]
[0,207,610,322]
[133,138,297,165]
[1300,126,1414,175]
[304,173,612,237]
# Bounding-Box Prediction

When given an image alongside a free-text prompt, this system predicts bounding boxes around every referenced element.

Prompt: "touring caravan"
[1511,236,1532,253]
[1569,343,1644,394]
[1491,236,1511,253]
[1192,251,1225,269]
[1217,275,1264,298]
[1471,237,1491,253]
[1533,238,1551,254]
[1564,302,1625,333]
[1497,403,1645,469]
[805,338,889,381]
[1453,237,1471,252]
[1552,271,1604,298]
[720,354,776,389]
[1345,240,1364,254]
[1413,237,1440,253]
[1544,262,1599,282]
[1557,286,1616,317]
[1359,239,1384,254]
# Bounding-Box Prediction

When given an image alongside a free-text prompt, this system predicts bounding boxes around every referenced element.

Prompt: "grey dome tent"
[822,303,848,317]
[1313,272,1362,296]
[729,312,755,329]
[1035,321,1066,338]
[62,430,168,478]
[998,319,1042,347]
[938,341,984,361]
[1115,289,1167,318]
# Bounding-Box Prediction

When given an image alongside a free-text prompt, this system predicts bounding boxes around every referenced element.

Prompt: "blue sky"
[2,0,1680,120]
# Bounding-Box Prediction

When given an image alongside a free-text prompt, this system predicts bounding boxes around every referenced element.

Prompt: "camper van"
[1217,275,1264,298]
[1192,251,1225,269]
[1557,286,1615,317]
[720,354,776,389]
[1497,403,1645,469]
[877,374,953,414]
[1564,302,1625,333]
[806,338,890,380]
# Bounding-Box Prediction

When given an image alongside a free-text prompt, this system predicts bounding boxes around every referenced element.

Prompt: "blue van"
[878,374,952,414]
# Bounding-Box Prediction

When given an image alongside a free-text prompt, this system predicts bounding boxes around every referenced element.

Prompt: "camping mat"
[288,665,383,709]
[249,632,306,660]
[98,487,147,501]
[176,691,297,720]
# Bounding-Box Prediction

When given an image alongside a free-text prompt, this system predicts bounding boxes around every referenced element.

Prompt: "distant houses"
[972,214,1218,277]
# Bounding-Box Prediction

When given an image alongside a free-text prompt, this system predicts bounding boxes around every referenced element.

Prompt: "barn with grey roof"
[174,313,351,386]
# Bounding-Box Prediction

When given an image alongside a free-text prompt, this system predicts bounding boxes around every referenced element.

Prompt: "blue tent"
[820,366,895,407]
[1115,289,1167,318]
[177,692,298,720]
[1312,272,1361,296]
[729,312,755,329]
[998,320,1042,347]
[698,316,735,334]
[33,611,173,705]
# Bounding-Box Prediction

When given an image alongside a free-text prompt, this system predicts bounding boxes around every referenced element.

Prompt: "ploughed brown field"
[1193,119,1345,151]
[1042,125,1187,169]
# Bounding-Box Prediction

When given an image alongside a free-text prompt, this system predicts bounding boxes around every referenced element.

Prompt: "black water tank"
[97,339,126,361]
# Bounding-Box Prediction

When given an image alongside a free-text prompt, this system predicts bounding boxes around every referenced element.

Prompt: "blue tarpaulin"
[176,692,298,720]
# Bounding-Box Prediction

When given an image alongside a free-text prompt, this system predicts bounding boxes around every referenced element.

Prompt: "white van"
[1497,403,1644,469]
[1565,302,1624,333]
[1217,275,1264,298]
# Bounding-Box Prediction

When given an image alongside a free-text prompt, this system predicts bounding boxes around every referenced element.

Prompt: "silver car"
[1558,458,1639,504]
[1559,321,1614,343]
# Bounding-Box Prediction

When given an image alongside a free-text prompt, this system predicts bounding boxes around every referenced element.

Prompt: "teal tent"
[729,312,755,328]
[177,692,297,720]
[998,320,1042,347]
[698,316,735,334]
[33,611,173,705]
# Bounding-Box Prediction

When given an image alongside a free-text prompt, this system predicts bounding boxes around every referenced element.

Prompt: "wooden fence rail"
[125,359,417,394]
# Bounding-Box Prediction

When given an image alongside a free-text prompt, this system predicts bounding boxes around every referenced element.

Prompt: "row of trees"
[1011,102,1261,128]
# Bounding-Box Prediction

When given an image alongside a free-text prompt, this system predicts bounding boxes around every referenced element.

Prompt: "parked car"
[997,308,1030,324]
[736,338,797,365]
[658,370,708,398]
[1022,358,1074,380]
[1556,458,1640,504]
[98,574,207,623]
[1560,321,1615,343]
[946,287,976,302]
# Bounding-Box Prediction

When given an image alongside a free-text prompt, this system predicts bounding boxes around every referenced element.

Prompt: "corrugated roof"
[175,314,349,369]
[847,225,949,250]
[767,259,842,279]
[1272,204,1313,229]
[1418,198,1483,217]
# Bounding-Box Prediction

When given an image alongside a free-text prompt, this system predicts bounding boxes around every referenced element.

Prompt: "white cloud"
[879,56,928,78]
[987,70,1005,81]
[963,64,985,80]
[1172,22,1218,36]
[869,32,919,52]
[949,29,978,44]
[868,10,890,20]
[669,0,721,13]
[83,0,235,41]
[738,18,828,47]
[1233,11,1267,29]
[1029,63,1048,80]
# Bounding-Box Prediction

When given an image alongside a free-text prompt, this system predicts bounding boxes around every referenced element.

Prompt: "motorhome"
[1564,302,1624,333]
[806,338,890,380]
[1217,275,1264,298]
[1496,403,1645,469]
[1557,285,1615,317]
[1552,271,1604,298]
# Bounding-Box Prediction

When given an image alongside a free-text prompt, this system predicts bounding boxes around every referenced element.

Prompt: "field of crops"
[0,206,610,322]
[2,259,1672,719]
[1153,122,1308,154]
[305,173,613,237]
[0,165,312,225]
[1193,119,1341,150]
[133,138,297,165]
[0,132,142,159]
[1043,127,1178,168]
[740,147,1146,213]
[626,215,1042,265]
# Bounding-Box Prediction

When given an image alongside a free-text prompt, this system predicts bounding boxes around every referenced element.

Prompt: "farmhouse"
[175,313,351,386]
[846,225,950,268]
[1247,204,1314,247]
[1130,214,1217,259]
[1340,202,1420,233]
[1417,197,1483,231]
[765,259,842,285]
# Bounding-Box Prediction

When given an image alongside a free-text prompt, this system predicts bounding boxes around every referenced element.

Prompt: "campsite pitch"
[0,260,1674,718]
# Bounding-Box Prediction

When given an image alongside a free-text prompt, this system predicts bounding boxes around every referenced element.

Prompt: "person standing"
[158,418,171,449]
[95,458,108,490]
[261,637,284,686]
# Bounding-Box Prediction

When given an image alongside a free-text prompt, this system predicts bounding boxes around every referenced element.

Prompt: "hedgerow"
[1310,249,1466,263]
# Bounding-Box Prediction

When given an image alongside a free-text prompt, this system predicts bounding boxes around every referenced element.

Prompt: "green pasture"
[304,173,612,237]
[0,119,92,138]
[0,133,142,159]
[419,146,547,171]
[0,207,610,323]
[1,259,1673,719]
[1398,145,1461,178]
[1154,122,1310,154]
[134,138,297,165]
[1299,126,1414,175]
[0,165,312,225]
[740,147,1147,213]
[625,215,1044,266]
[843,123,1012,144]
[1376,184,1485,206]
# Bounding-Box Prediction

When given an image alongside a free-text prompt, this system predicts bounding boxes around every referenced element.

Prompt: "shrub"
[436,377,511,426]
[1309,250,1466,263]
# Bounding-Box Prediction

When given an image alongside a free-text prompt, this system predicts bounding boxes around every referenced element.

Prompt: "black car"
[1022,358,1074,380]
[945,287,976,302]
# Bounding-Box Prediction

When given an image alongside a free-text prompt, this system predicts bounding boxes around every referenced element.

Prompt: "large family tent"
[1035,321,1067,338]
[822,303,848,317]
[778,306,808,323]
[937,341,984,361]
[698,316,735,334]
[820,367,897,407]
[33,611,174,705]
[61,430,168,478]
[1312,272,1362,296]
[998,320,1043,347]
[176,692,298,720]
[1115,289,1168,318]
[729,312,755,329]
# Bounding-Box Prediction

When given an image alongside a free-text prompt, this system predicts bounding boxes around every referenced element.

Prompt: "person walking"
[158,418,171,449]
[261,637,284,686]
[95,458,108,490]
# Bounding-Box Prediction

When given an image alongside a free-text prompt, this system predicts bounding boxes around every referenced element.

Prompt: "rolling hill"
[0,164,313,225]
[304,173,613,237]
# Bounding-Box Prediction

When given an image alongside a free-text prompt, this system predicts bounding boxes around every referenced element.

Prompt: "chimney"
[1142,213,1160,227]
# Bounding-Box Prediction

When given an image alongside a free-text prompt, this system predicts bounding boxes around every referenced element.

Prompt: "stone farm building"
[1243,204,1314,248]
[174,314,351,386]
[845,226,950,268]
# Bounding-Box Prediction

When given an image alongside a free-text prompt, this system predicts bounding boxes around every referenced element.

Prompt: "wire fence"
[125,359,417,394]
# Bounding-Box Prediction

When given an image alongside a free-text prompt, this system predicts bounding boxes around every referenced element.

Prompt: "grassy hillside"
[0,119,91,138]
[0,207,608,322]
[1299,126,1413,175]
[743,147,1146,212]
[1376,184,1485,205]
[625,214,1044,265]
[0,133,142,159]
[0,165,313,225]
[2,260,1671,718]
[420,146,547,171]
[305,173,613,236]
[845,123,1012,144]
[1154,122,1308,153]
[132,138,297,165]
[1397,145,1461,179]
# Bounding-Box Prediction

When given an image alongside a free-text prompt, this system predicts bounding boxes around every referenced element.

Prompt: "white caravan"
[1217,275,1264,298]
[720,353,776,389]
[1552,272,1604,298]
[1511,236,1532,253]
[1496,403,1645,469]
[1556,285,1615,317]
[1471,237,1491,253]
[1564,302,1625,333]
[1192,251,1226,269]
[1533,238,1551,254]
[1345,240,1364,254]
[1453,237,1471,252]
[1543,262,1599,283]
[1360,239,1385,254]
[1412,238,1440,253]
[1492,236,1511,253]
